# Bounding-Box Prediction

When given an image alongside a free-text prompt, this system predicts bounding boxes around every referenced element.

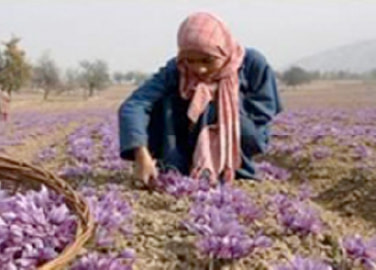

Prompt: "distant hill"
[289,39,376,73]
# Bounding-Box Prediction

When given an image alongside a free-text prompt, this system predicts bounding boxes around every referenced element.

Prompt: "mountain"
[289,39,376,73]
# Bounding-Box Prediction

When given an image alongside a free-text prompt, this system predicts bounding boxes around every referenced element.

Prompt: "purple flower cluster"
[67,133,95,163]
[197,185,263,225]
[184,184,269,260]
[58,116,130,181]
[59,125,98,179]
[70,249,135,270]
[153,170,199,198]
[268,109,376,166]
[312,146,332,160]
[96,119,129,172]
[1,111,95,153]
[273,255,332,270]
[352,144,372,160]
[72,184,135,269]
[342,235,376,270]
[80,184,132,247]
[271,192,323,236]
[255,161,291,181]
[0,186,77,269]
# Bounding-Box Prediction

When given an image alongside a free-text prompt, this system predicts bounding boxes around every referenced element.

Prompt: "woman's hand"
[134,146,158,186]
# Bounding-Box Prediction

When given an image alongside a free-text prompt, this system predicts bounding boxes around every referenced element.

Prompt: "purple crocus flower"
[153,170,198,198]
[342,235,376,270]
[271,193,324,236]
[184,183,268,260]
[255,161,291,181]
[80,184,132,247]
[70,249,135,270]
[353,145,372,160]
[0,186,77,269]
[312,146,332,160]
[273,255,332,270]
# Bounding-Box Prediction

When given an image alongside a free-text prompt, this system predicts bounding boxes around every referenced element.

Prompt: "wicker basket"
[0,155,95,270]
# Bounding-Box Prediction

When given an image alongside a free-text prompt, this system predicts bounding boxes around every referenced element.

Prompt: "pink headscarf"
[177,12,245,183]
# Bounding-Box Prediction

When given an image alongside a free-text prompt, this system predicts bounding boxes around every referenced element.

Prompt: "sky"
[1,0,376,73]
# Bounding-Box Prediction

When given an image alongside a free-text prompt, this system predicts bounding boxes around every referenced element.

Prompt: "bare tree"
[32,52,61,100]
[79,59,110,97]
[0,37,31,95]
[64,68,83,93]
[281,66,311,87]
[124,71,149,86]
[369,69,376,80]
[113,71,123,85]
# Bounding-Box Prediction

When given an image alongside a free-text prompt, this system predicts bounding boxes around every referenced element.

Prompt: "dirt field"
[1,80,376,269]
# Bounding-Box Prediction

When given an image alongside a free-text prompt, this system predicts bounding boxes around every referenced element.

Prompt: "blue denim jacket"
[118,48,283,179]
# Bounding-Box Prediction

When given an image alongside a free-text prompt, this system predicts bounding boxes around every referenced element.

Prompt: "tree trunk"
[43,88,50,100]
[89,86,94,97]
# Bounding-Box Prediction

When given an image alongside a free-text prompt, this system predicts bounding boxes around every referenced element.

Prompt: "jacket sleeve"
[118,59,178,160]
[240,48,283,156]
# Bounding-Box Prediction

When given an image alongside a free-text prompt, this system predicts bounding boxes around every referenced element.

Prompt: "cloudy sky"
[1,0,376,73]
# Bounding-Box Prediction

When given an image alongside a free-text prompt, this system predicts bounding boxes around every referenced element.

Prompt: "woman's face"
[181,50,226,78]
